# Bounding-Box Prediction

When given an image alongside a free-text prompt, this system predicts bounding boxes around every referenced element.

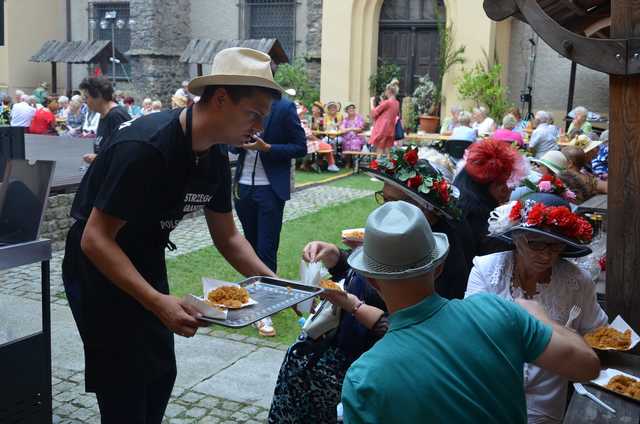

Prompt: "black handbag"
[394,117,405,140]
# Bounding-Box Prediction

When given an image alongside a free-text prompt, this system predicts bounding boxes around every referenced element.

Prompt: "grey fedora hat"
[347,201,449,280]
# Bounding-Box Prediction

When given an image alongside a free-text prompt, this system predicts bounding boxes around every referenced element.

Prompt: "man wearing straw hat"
[341,201,600,423]
[62,47,283,423]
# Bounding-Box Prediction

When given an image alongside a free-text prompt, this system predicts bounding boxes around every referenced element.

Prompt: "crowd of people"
[0,80,190,138]
[270,136,607,423]
[8,47,613,424]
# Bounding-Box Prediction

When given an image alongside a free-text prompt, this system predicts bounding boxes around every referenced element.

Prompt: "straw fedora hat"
[569,134,604,153]
[188,47,284,96]
[530,150,568,175]
[347,201,449,280]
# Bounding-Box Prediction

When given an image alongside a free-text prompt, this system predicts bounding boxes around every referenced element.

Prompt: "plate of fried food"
[584,315,640,351]
[341,228,365,243]
[592,368,640,403]
[203,278,258,309]
[319,279,343,291]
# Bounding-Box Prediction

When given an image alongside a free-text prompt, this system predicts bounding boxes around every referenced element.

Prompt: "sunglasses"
[524,239,566,253]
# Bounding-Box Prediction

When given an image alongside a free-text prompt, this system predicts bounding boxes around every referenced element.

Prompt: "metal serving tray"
[199,276,322,328]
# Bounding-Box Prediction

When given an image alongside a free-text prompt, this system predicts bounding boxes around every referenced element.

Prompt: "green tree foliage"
[368,61,401,96]
[274,58,320,109]
[456,62,511,120]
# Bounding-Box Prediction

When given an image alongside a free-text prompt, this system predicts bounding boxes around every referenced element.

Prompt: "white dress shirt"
[10,102,36,127]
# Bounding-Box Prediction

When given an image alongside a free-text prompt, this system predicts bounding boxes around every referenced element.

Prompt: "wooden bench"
[341,151,378,174]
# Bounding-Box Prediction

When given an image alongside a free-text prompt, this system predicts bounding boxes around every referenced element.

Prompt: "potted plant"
[456,62,510,121]
[412,75,438,133]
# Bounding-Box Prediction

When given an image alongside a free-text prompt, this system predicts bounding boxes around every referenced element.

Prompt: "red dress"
[28,108,55,134]
[369,98,400,150]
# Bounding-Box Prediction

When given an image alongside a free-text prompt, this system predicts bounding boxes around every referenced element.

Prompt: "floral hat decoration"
[488,192,593,257]
[521,174,577,203]
[365,145,461,220]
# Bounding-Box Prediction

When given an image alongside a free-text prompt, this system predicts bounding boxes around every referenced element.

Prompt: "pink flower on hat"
[563,189,577,202]
[538,180,553,192]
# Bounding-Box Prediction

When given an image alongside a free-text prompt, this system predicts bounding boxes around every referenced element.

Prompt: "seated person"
[65,98,85,136]
[508,106,528,134]
[310,101,324,132]
[559,146,607,203]
[342,201,599,424]
[298,105,338,172]
[591,130,609,180]
[28,97,57,135]
[471,106,495,137]
[531,150,567,177]
[493,114,524,147]
[340,102,366,167]
[529,111,560,158]
[567,106,593,139]
[440,105,461,135]
[468,192,606,423]
[269,151,468,423]
[450,111,477,142]
[323,101,344,146]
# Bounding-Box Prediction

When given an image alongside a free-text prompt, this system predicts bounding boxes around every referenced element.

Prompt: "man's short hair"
[79,76,114,101]
[198,85,281,105]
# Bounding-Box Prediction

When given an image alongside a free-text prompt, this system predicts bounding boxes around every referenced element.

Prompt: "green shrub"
[274,58,321,109]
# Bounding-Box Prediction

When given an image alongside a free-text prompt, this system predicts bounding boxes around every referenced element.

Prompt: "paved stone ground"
[0,183,373,423]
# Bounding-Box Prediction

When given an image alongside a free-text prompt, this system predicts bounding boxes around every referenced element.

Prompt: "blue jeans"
[234,184,286,273]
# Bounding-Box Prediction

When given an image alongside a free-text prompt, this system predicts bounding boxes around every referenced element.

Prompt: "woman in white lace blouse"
[465,192,607,424]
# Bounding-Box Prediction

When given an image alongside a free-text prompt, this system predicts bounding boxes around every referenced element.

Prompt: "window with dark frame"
[88,2,131,80]
[244,0,296,59]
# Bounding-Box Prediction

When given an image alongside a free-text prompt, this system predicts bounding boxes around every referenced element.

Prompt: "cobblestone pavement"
[2,183,373,423]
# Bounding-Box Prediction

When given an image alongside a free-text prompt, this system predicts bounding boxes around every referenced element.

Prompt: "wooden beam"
[197,63,203,77]
[51,62,57,95]
[607,0,640,333]
[513,0,630,75]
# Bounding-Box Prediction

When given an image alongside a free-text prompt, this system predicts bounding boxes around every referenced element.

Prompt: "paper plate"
[585,315,640,351]
[590,368,640,404]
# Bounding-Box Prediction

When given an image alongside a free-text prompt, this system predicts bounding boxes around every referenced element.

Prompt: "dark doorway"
[377,0,444,96]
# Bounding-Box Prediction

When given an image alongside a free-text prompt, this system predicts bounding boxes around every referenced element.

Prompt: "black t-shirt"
[94,105,131,154]
[64,108,232,389]
[73,107,232,245]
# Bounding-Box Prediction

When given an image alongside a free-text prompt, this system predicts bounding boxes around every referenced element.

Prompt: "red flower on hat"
[527,203,546,226]
[437,181,450,203]
[403,149,419,166]
[509,201,523,221]
[546,206,573,230]
[370,159,379,170]
[540,175,554,183]
[573,216,593,242]
[407,174,423,189]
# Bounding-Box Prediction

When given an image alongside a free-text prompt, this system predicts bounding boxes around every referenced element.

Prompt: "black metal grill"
[88,2,131,79]
[245,0,296,58]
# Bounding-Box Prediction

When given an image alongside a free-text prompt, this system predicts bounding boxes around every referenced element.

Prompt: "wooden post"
[51,62,57,95]
[565,61,577,132]
[197,63,203,77]
[606,0,640,332]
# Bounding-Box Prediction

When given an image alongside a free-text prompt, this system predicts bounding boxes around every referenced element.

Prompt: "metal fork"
[573,383,616,414]
[566,305,582,328]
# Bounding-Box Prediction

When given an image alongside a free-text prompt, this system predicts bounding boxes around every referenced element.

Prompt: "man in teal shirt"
[343,201,600,424]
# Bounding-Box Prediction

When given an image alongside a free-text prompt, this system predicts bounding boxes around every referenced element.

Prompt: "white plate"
[202,277,258,309]
[591,368,640,403]
[586,315,640,351]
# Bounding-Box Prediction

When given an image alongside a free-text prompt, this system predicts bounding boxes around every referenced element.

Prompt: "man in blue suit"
[232,93,307,336]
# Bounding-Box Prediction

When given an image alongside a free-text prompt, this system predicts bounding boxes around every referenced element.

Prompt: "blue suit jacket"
[231,97,307,201]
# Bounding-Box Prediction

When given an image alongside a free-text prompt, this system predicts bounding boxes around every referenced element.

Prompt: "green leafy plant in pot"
[412,74,439,133]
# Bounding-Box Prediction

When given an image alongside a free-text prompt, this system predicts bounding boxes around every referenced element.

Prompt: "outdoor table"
[577,194,608,214]
[341,150,377,174]
[563,351,640,423]
[404,133,450,145]
[0,239,53,423]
